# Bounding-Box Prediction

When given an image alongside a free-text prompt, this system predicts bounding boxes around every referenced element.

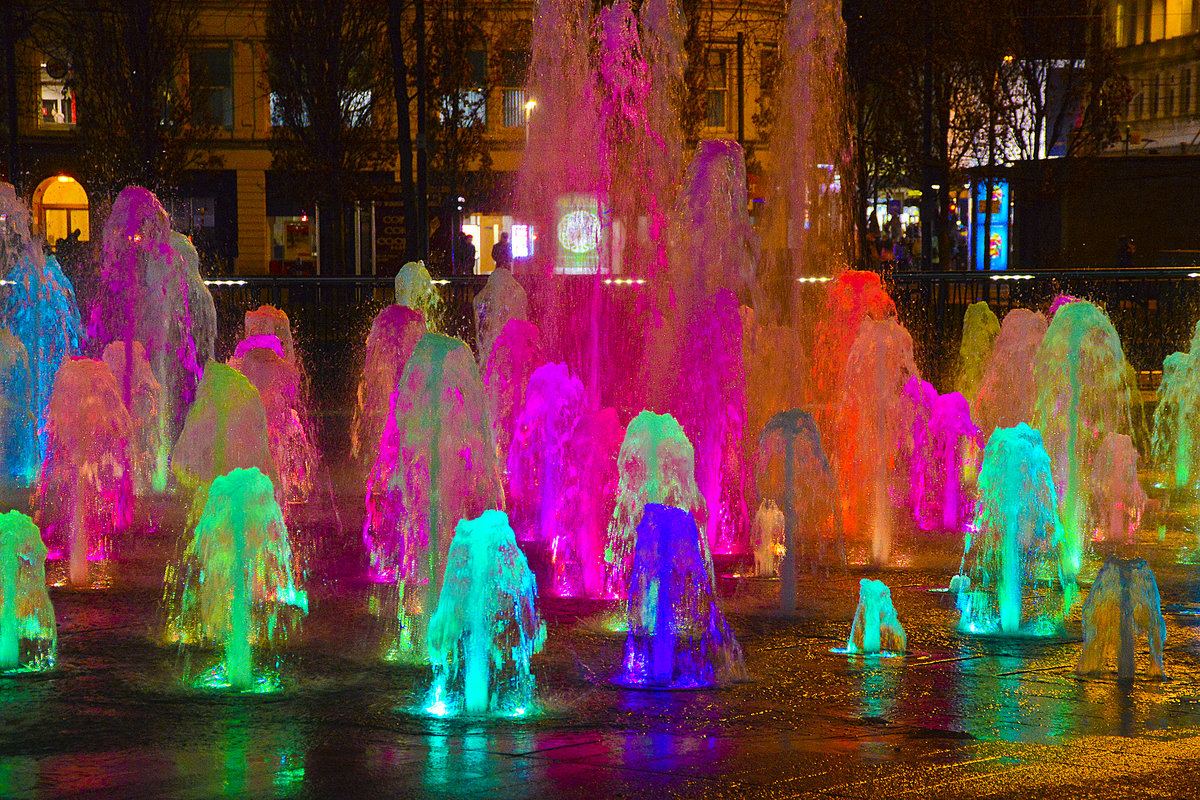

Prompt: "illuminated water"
[846,579,906,655]
[910,389,979,533]
[955,423,1072,635]
[0,511,55,672]
[1032,300,1139,579]
[1076,555,1165,680]
[352,305,427,468]
[101,341,164,493]
[605,411,704,598]
[37,357,133,586]
[756,409,842,609]
[425,510,545,716]
[472,268,529,373]
[1094,433,1146,544]
[956,301,1000,404]
[0,328,33,483]
[171,362,276,524]
[618,504,745,688]
[394,261,443,324]
[163,467,307,691]
[973,308,1047,440]
[485,318,545,471]
[1152,320,1200,492]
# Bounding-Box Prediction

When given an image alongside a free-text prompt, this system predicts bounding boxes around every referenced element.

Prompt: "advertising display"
[555,193,604,274]
[972,178,1009,271]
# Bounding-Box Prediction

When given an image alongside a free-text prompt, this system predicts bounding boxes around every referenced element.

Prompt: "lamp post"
[524,98,537,143]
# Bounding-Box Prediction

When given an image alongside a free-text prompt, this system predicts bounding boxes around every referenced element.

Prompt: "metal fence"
[207,269,1200,413]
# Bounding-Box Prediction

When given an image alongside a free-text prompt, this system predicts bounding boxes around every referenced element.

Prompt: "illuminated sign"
[972,178,1009,271]
[557,210,600,254]
[554,193,604,274]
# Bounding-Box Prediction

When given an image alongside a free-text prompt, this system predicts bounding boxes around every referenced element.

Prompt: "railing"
[207,269,1200,410]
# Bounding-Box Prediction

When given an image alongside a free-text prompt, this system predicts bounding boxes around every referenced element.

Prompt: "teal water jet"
[0,511,55,672]
[425,510,545,716]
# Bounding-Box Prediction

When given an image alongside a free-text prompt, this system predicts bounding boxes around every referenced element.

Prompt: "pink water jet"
[484,319,545,469]
[36,357,133,586]
[352,306,427,468]
[101,341,164,494]
[972,308,1047,440]
[1093,432,1146,545]
[812,271,896,404]
[553,407,622,596]
[909,387,980,533]
[472,269,529,373]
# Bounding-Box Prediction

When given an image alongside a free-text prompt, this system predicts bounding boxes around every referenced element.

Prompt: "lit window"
[706,50,728,129]
[37,58,75,127]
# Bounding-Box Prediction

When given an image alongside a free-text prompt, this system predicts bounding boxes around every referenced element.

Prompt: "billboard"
[972,179,1009,271]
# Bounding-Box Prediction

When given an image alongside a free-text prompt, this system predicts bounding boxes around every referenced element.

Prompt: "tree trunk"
[386,0,420,265]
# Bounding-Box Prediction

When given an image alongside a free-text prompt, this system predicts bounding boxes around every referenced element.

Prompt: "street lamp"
[524,98,537,143]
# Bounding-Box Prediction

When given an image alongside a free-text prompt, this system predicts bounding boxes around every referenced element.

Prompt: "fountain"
[954,423,1072,635]
[972,308,1047,439]
[506,363,583,552]
[88,187,202,442]
[37,357,134,586]
[351,305,427,467]
[0,187,82,475]
[1032,300,1139,578]
[1093,433,1146,545]
[756,409,843,610]
[812,272,896,403]
[846,579,906,655]
[101,341,164,493]
[243,306,298,364]
[617,504,745,688]
[163,467,307,691]
[1075,555,1166,680]
[0,511,56,672]
[956,301,1000,404]
[0,329,33,483]
[484,319,545,469]
[228,342,316,504]
[605,411,704,598]
[1151,320,1200,492]
[752,501,784,578]
[834,317,919,564]
[910,390,980,533]
[169,231,217,365]
[472,268,529,372]
[425,510,545,716]
[363,333,503,659]
[171,362,277,524]
[394,261,442,324]
[552,407,622,597]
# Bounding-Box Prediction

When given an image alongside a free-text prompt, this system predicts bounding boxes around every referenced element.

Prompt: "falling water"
[972,308,1047,440]
[352,305,427,468]
[956,301,1001,404]
[0,511,56,672]
[846,579,906,655]
[1076,555,1165,680]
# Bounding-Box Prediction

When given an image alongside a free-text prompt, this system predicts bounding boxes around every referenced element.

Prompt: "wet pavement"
[4,486,1200,798]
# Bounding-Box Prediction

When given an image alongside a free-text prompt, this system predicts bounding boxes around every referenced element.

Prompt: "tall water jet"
[553,407,622,597]
[756,410,843,611]
[1075,555,1165,680]
[363,334,503,659]
[171,362,276,524]
[0,186,82,472]
[243,305,297,364]
[102,341,164,493]
[973,308,1047,439]
[618,504,745,688]
[164,467,307,691]
[394,261,442,325]
[1094,433,1146,544]
[811,271,896,403]
[911,390,980,533]
[741,308,807,469]
[472,268,529,373]
[89,187,201,441]
[1151,320,1200,492]
[956,301,1000,404]
[846,579,906,655]
[506,363,583,555]
[169,231,217,365]
[228,343,316,504]
[834,317,919,564]
[0,329,33,483]
[759,0,852,304]
[955,424,1072,635]
[752,501,785,578]
[0,511,56,672]
[605,411,704,598]
[484,319,545,469]
[37,357,134,586]
[352,305,427,468]
[1032,301,1138,579]
[425,510,546,716]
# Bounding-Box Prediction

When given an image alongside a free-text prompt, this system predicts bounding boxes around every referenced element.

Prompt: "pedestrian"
[491,231,512,270]
[454,231,477,275]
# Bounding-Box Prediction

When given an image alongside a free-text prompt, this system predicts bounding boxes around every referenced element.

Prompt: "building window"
[190,48,234,129]
[38,58,75,127]
[1183,68,1193,115]
[441,48,488,127]
[1165,82,1175,116]
[706,49,728,129]
[1133,80,1145,117]
[759,45,779,96]
[499,48,530,128]
[502,89,528,128]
